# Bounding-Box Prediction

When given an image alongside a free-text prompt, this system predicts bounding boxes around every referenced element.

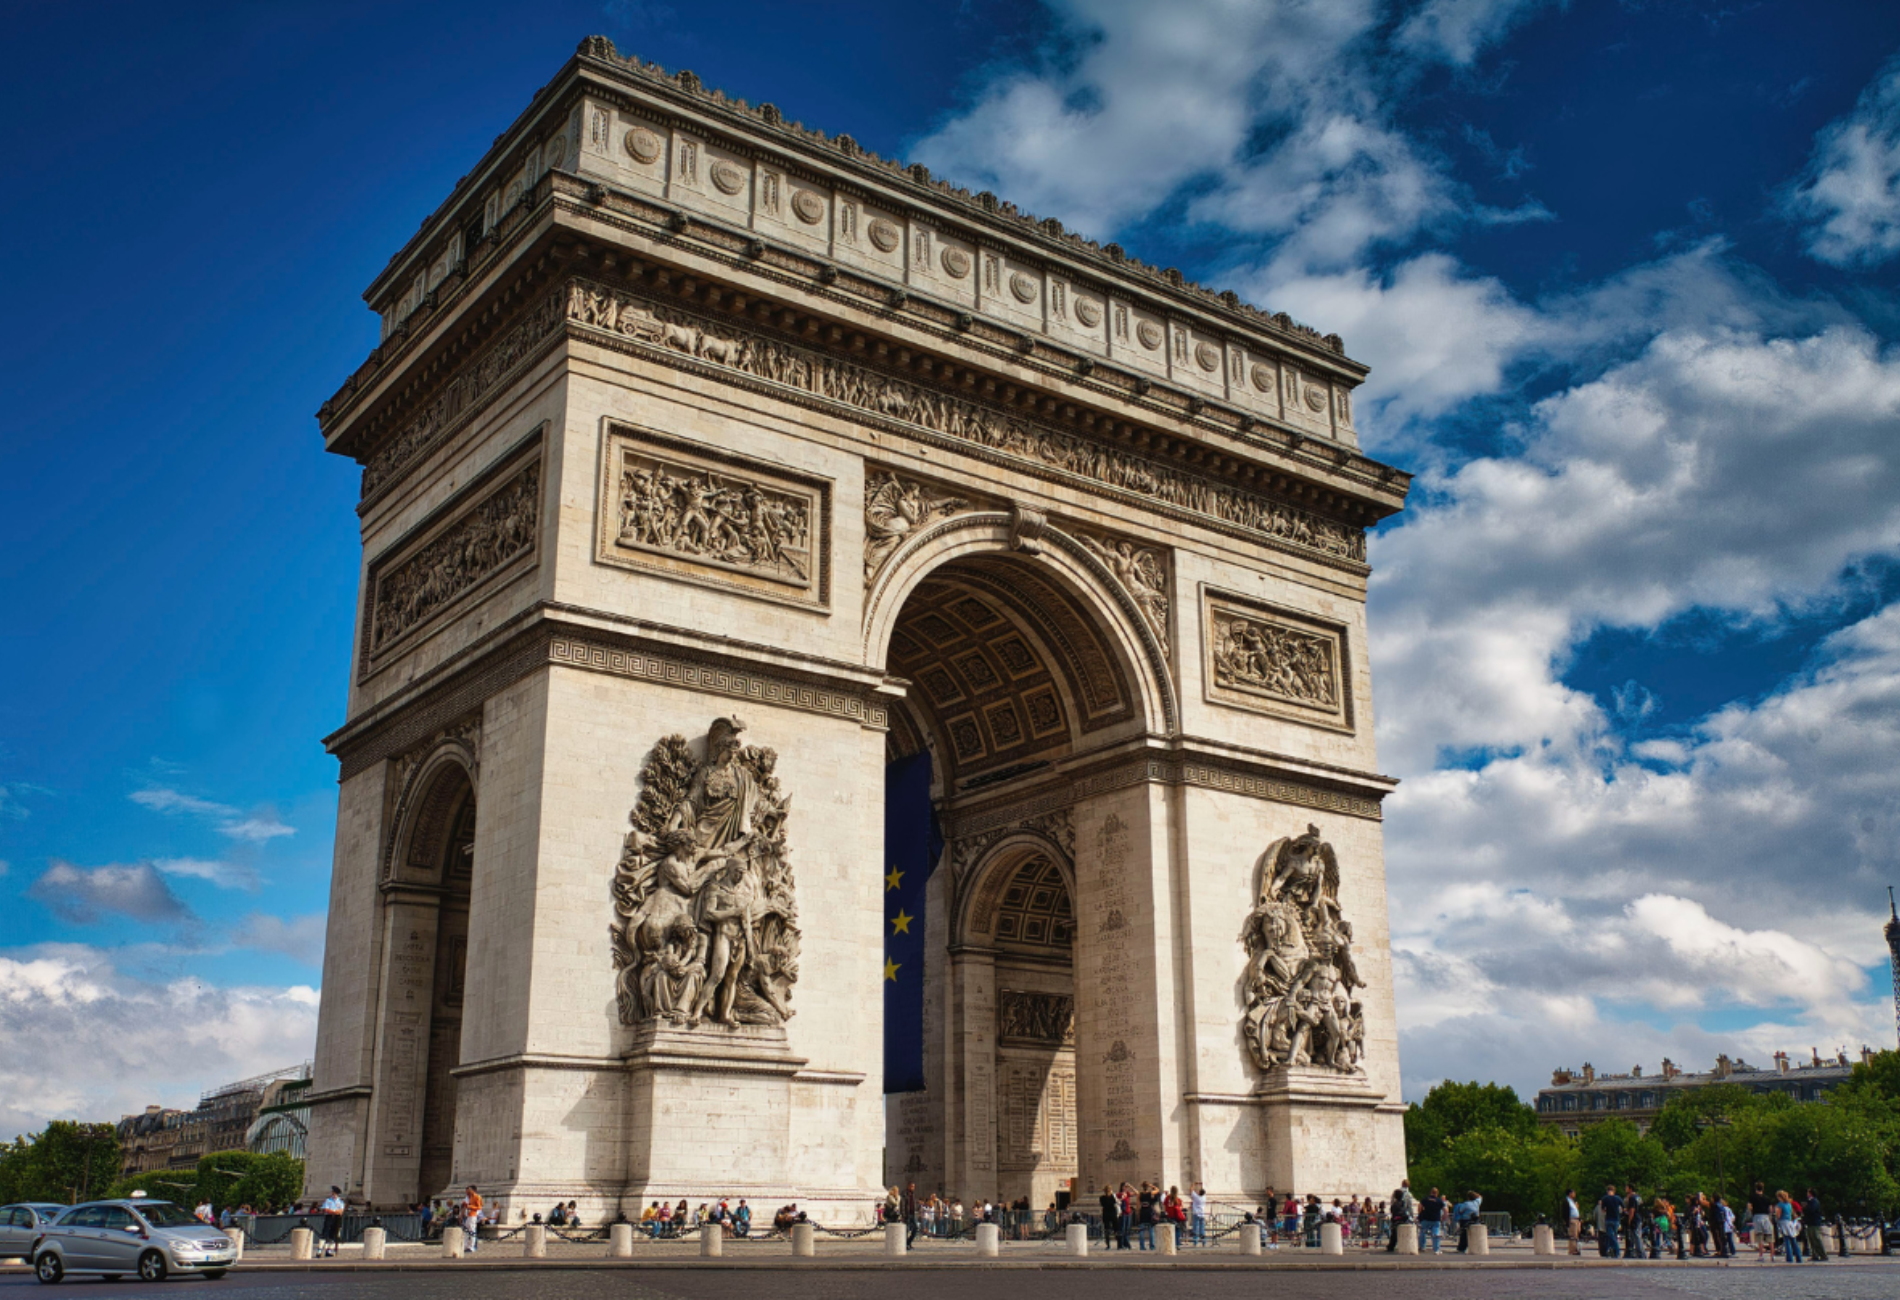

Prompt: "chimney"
[1811,1048,1822,1068]
[1715,1054,1732,1079]
[1865,1046,1877,1066]
[1774,1051,1789,1073]
[1581,1062,1595,1083]
[1660,1057,1677,1080]
[1632,1064,1643,1077]
[1552,1068,1573,1086]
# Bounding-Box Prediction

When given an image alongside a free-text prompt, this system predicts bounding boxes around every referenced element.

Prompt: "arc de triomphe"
[303,36,1411,1218]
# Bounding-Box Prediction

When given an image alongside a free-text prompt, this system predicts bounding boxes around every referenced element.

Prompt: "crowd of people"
[1564,1182,1838,1262]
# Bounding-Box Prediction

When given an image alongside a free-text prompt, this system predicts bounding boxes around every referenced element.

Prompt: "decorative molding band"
[450,1052,628,1079]
[1177,764,1382,820]
[565,279,1368,569]
[549,636,888,728]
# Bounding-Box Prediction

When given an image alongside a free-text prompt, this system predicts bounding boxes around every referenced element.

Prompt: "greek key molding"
[549,636,887,728]
[565,279,1367,568]
[1178,764,1382,821]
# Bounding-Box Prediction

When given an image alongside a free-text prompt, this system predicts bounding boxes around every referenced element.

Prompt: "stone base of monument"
[1252,1066,1402,1198]
[1319,1222,1343,1255]
[1239,1226,1262,1256]
[1533,1224,1554,1256]
[439,1226,462,1258]
[1468,1225,1490,1256]
[884,1223,906,1257]
[1067,1223,1089,1257]
[1394,1224,1418,1255]
[975,1223,1000,1257]
[791,1223,815,1257]
[363,1227,387,1260]
[609,1223,634,1258]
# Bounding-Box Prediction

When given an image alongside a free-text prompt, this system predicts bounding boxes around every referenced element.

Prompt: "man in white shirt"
[1565,1190,1581,1255]
[1189,1184,1208,1247]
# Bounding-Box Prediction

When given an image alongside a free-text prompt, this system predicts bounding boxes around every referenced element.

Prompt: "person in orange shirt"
[461,1186,483,1255]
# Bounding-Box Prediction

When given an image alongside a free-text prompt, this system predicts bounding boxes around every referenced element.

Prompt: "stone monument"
[301,36,1411,1219]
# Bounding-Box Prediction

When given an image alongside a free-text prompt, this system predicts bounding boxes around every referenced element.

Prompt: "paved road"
[5,1261,1899,1300]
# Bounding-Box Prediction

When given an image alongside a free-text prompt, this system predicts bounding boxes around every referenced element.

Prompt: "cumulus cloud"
[131,787,295,842]
[232,914,327,967]
[27,861,193,926]
[153,857,261,892]
[1786,52,1900,267]
[1395,0,1558,66]
[0,946,318,1136]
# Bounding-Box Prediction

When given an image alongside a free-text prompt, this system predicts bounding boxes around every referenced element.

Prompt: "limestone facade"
[303,36,1411,1219]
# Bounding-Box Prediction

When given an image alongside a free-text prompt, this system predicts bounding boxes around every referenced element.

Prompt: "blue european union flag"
[883,751,942,1094]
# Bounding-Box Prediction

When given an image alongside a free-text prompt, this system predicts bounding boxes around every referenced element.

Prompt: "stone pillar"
[609,1223,634,1257]
[228,1228,245,1261]
[975,1223,1000,1257]
[1533,1224,1554,1256]
[1468,1224,1490,1256]
[1393,1224,1418,1255]
[1066,1223,1089,1256]
[944,949,998,1203]
[700,1226,722,1257]
[440,1225,463,1257]
[289,1227,314,1261]
[1238,1226,1261,1256]
[1158,1223,1177,1255]
[884,1223,906,1257]
[1319,1222,1343,1255]
[791,1223,815,1257]
[363,1227,387,1260]
[524,1224,547,1258]
[360,893,444,1207]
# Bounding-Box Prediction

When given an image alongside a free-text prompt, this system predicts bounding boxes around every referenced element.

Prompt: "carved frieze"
[364,443,542,672]
[597,424,830,608]
[1240,826,1366,1075]
[1202,590,1351,732]
[863,470,969,584]
[565,280,1367,567]
[609,716,801,1029]
[1077,531,1170,658]
[998,990,1075,1047]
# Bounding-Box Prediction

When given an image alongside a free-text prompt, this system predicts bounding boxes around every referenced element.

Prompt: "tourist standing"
[1563,1189,1581,1255]
[1747,1183,1773,1257]
[1136,1182,1157,1251]
[902,1182,919,1248]
[1190,1182,1208,1247]
[1386,1179,1413,1253]
[1595,1185,1621,1258]
[1418,1187,1444,1254]
[1775,1190,1802,1263]
[1801,1189,1828,1262]
[318,1186,345,1259]
[460,1185,482,1255]
[1452,1191,1482,1254]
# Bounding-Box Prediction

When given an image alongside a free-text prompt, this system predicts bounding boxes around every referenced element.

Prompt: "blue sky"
[5,0,1900,1133]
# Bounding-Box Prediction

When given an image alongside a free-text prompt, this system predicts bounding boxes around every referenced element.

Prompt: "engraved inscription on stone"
[597,425,829,606]
[1239,825,1367,1074]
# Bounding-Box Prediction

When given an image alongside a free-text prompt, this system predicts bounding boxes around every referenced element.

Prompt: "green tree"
[0,1123,122,1204]
[1404,1081,1537,1166]
[1574,1118,1669,1197]
[1842,1049,1900,1103]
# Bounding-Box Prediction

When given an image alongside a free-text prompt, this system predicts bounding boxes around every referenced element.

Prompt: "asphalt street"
[6,1262,1900,1300]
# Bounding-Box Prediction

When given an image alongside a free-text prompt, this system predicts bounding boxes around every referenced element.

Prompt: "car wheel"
[137,1252,167,1283]
[34,1252,63,1284]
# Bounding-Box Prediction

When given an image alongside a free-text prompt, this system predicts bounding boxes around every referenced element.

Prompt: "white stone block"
[700,1226,722,1257]
[440,1225,463,1258]
[1238,1226,1261,1256]
[884,1223,906,1257]
[1067,1223,1089,1257]
[610,1223,634,1257]
[1533,1224,1554,1256]
[792,1222,815,1257]
[525,1224,547,1258]
[290,1228,313,1261]
[975,1223,1000,1257]
[229,1228,244,1261]
[1319,1222,1342,1255]
[1158,1223,1177,1255]
[1394,1224,1418,1255]
[363,1227,387,1260]
[1468,1224,1490,1256]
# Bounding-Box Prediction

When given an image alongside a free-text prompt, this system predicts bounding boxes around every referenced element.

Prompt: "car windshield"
[133,1203,199,1228]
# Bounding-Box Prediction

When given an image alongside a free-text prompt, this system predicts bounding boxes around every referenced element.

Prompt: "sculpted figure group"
[1212,612,1338,708]
[610,717,801,1029]
[371,463,540,653]
[1240,826,1366,1074]
[616,457,811,582]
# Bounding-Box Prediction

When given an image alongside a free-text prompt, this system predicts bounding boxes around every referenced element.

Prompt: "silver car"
[0,1205,67,1261]
[32,1198,236,1283]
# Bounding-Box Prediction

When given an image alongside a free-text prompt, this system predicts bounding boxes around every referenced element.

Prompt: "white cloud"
[131,788,237,819]
[0,946,317,1137]
[153,857,261,892]
[1786,53,1900,267]
[232,914,327,967]
[218,816,295,843]
[27,861,192,926]
[131,786,295,843]
[1395,0,1558,66]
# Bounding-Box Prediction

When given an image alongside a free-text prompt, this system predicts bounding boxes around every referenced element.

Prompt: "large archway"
[876,538,1149,1207]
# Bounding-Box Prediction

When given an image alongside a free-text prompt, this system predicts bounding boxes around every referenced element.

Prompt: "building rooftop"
[1543,1048,1873,1092]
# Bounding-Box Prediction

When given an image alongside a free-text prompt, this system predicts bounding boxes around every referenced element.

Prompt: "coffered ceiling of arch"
[887,560,1130,783]
[967,854,1074,955]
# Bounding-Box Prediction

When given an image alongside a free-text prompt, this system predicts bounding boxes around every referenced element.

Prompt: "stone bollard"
[700,1226,722,1258]
[975,1223,1000,1257]
[440,1225,463,1258]
[289,1227,314,1261]
[791,1223,816,1257]
[609,1223,634,1258]
[1393,1224,1419,1255]
[1067,1223,1090,1257]
[1319,1222,1343,1256]
[229,1228,245,1262]
[524,1225,547,1259]
[1533,1224,1554,1256]
[885,1223,907,1257]
[363,1227,387,1261]
[1238,1226,1262,1257]
[1158,1223,1177,1255]
[1468,1224,1490,1256]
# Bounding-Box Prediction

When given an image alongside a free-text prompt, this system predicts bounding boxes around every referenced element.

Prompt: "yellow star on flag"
[890,909,914,935]
[884,958,901,982]
[885,866,904,892]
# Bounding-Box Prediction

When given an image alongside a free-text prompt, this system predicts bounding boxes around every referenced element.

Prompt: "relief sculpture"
[998,989,1075,1047]
[609,717,801,1029]
[616,453,811,583]
[1240,826,1366,1074]
[1079,532,1170,655]
[1211,608,1338,708]
[863,471,968,582]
